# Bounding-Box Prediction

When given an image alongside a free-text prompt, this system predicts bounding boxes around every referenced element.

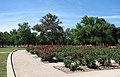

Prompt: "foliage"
[72,16,119,45]
[10,29,20,47]
[0,32,11,47]
[1,14,120,46]
[33,13,65,45]
[18,22,33,47]
[27,45,120,71]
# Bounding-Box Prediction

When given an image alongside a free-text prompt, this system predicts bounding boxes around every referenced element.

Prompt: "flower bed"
[26,45,120,71]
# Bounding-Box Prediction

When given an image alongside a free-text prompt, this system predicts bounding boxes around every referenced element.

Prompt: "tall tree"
[117,27,120,45]
[18,22,32,47]
[72,16,118,45]
[33,13,65,45]
[10,29,20,47]
[0,32,11,47]
[64,28,73,45]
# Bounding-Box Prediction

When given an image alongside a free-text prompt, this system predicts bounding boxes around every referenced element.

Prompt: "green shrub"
[63,56,80,71]
[27,46,120,71]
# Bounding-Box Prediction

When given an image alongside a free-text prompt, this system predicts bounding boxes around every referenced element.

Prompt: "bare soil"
[53,66,120,74]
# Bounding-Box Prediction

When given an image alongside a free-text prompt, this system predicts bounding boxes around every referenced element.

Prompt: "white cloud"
[84,15,120,19]
[0,11,44,15]
[0,11,83,22]
[0,10,120,32]
[100,15,120,19]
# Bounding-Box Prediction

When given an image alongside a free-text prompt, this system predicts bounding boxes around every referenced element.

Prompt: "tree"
[64,28,73,45]
[81,16,96,26]
[10,29,20,47]
[117,27,120,45]
[3,32,11,46]
[0,31,11,47]
[0,32,4,47]
[30,32,39,45]
[72,16,118,46]
[33,13,65,45]
[18,22,32,47]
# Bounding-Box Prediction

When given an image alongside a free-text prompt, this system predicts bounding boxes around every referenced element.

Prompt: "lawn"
[0,47,26,52]
[0,47,26,77]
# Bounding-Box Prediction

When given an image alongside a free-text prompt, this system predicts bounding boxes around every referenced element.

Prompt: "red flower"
[108,61,111,65]
[39,52,44,55]
[84,55,89,59]
[45,55,49,58]
[82,48,90,50]
[44,45,53,51]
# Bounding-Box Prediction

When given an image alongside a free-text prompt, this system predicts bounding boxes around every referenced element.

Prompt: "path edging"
[7,50,17,77]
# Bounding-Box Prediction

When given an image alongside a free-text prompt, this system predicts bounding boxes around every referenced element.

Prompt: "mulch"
[53,66,120,74]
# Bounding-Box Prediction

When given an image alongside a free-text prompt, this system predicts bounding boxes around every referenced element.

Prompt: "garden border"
[7,50,17,77]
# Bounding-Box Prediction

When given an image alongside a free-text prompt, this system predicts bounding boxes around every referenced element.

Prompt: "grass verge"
[0,47,26,52]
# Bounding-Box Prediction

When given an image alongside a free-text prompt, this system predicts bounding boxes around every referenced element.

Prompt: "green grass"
[0,47,26,52]
[0,47,26,77]
[0,53,9,77]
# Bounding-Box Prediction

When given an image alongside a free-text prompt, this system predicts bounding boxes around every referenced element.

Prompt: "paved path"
[7,52,15,77]
[10,50,120,77]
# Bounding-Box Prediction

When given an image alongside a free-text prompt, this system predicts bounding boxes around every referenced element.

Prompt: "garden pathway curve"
[11,50,120,77]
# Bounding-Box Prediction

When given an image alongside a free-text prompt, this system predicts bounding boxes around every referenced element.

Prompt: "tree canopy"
[72,16,119,45]
[0,13,120,47]
[33,13,65,45]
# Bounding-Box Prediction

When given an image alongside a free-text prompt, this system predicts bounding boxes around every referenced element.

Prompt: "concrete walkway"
[8,50,120,77]
[7,52,15,77]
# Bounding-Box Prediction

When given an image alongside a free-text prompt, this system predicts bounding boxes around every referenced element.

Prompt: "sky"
[0,0,120,32]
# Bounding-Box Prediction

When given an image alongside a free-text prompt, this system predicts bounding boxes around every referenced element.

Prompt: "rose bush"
[26,45,120,71]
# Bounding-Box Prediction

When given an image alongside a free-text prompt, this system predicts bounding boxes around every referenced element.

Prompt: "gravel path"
[12,50,120,77]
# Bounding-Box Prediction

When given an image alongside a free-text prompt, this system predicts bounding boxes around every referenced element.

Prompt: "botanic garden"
[1,13,120,77]
[26,45,120,72]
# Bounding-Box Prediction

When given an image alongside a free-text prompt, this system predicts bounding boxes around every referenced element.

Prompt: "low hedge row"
[26,45,120,71]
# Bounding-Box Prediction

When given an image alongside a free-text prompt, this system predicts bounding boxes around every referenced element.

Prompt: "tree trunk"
[2,44,4,47]
[17,44,19,47]
[13,44,15,47]
[27,44,29,47]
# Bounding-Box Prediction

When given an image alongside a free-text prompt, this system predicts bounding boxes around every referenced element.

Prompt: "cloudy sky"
[0,0,120,32]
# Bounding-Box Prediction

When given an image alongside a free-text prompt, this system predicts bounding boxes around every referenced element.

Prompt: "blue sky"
[0,0,120,32]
